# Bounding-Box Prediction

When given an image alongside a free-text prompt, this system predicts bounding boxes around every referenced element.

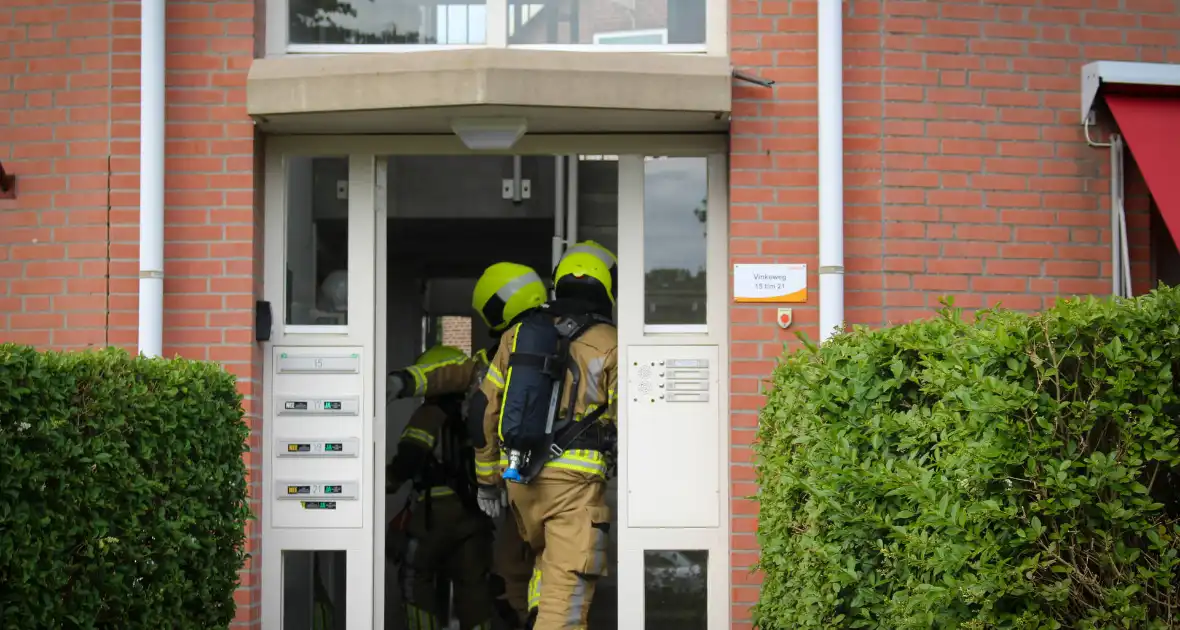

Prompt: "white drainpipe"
[138,0,165,357]
[817,0,845,342]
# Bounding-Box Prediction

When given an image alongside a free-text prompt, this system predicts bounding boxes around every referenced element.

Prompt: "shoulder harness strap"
[555,312,610,342]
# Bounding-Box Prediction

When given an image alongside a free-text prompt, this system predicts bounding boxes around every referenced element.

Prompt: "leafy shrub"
[755,286,1180,630]
[0,346,251,629]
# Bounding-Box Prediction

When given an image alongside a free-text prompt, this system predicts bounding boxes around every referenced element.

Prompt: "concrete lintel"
[247,49,732,132]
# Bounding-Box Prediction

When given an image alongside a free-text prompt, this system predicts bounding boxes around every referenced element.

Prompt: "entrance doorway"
[260,137,730,630]
[381,154,619,630]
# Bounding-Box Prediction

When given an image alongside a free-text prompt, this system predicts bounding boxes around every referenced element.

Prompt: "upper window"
[285,0,707,50]
[289,0,451,45]
[506,0,702,46]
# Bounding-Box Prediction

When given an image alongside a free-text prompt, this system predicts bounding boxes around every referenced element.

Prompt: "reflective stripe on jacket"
[405,351,483,398]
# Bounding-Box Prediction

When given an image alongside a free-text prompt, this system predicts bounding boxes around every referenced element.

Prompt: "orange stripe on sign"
[734,288,807,303]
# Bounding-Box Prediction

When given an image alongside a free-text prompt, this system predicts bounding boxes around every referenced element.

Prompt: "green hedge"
[0,346,251,629]
[755,286,1180,630]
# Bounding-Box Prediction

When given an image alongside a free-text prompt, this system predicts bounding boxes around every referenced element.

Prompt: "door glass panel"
[506,0,705,46]
[577,155,619,260]
[643,157,707,327]
[289,0,487,45]
[286,156,350,326]
[644,550,707,629]
[282,550,347,630]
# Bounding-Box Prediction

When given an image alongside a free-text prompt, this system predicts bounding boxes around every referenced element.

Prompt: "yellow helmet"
[554,240,617,306]
[472,262,547,333]
[561,240,617,278]
[414,344,467,367]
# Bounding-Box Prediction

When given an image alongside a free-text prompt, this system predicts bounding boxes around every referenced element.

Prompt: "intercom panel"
[271,480,364,528]
[275,480,360,501]
[276,395,361,418]
[625,345,721,529]
[276,437,361,458]
[270,347,366,530]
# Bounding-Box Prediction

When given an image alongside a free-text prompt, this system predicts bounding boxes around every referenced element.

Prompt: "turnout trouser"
[493,512,535,625]
[401,494,495,630]
[506,467,609,630]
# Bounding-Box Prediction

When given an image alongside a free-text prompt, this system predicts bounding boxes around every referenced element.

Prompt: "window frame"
[268,0,727,56]
[621,155,724,338]
[275,154,365,336]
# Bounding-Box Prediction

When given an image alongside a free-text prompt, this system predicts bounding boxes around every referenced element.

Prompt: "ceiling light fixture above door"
[450,117,528,151]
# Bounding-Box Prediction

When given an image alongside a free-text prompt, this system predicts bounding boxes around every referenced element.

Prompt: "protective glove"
[386,372,406,404]
[477,484,502,519]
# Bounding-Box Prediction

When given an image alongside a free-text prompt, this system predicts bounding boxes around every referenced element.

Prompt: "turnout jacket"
[474,309,618,486]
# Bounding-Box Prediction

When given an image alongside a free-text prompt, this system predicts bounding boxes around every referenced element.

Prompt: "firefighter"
[386,262,549,628]
[387,345,495,630]
[548,240,617,305]
[474,242,618,630]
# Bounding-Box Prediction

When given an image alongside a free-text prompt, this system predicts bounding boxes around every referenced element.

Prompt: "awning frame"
[1109,134,1132,298]
[1080,61,1180,298]
[1080,61,1180,124]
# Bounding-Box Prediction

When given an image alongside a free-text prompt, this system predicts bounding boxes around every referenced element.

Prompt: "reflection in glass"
[286,157,350,326]
[574,156,619,324]
[644,550,707,630]
[577,156,619,259]
[506,0,705,46]
[289,0,488,45]
[643,157,707,326]
[282,550,347,630]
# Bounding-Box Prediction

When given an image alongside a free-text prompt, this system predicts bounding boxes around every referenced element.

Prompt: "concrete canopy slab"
[247,49,733,134]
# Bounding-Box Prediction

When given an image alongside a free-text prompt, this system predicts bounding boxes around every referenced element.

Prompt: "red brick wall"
[1,1,112,348]
[0,1,261,627]
[439,314,474,355]
[728,1,1180,626]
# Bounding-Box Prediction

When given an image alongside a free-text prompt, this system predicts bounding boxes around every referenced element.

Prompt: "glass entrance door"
[262,138,728,630]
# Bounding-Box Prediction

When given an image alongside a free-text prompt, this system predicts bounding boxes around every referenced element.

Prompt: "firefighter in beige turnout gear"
[475,242,618,630]
[387,262,549,628]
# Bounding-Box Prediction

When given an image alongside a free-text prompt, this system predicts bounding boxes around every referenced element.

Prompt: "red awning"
[1105,94,1180,245]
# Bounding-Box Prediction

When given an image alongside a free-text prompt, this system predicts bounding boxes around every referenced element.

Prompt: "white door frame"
[261,135,730,630]
[262,153,379,630]
[615,154,731,629]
